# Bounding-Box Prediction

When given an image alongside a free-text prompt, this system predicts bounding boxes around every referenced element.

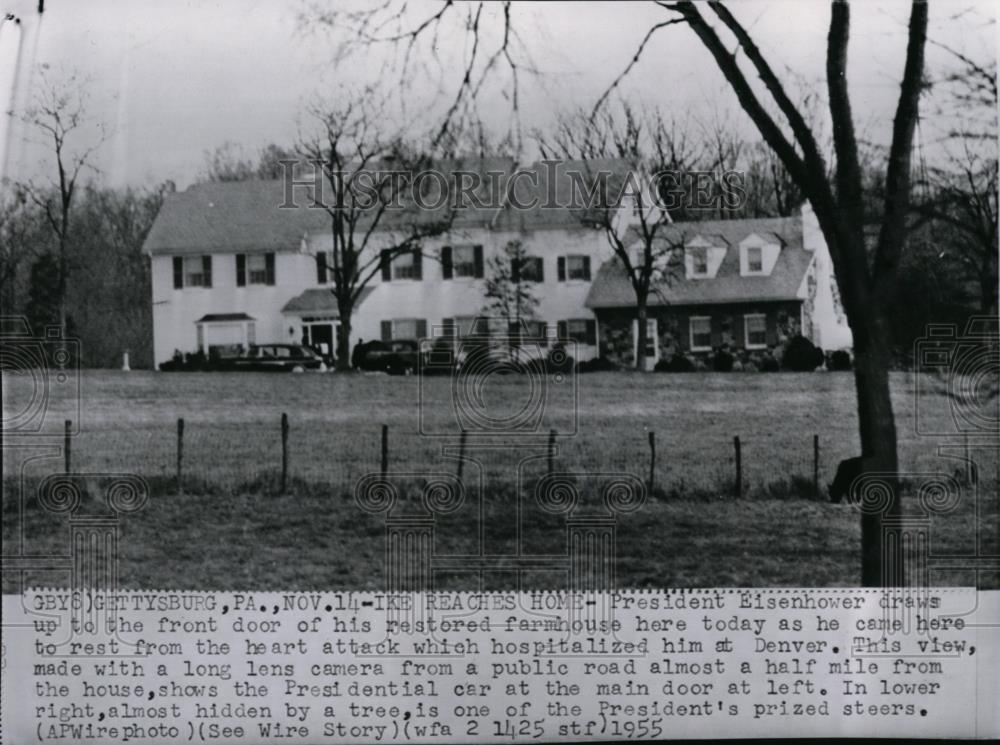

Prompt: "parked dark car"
[232,344,326,372]
[357,339,420,375]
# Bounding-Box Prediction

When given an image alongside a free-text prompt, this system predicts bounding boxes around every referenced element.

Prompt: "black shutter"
[412,248,422,280]
[316,253,327,284]
[415,319,427,339]
[173,257,183,289]
[535,257,544,282]
[236,254,246,287]
[441,246,452,279]
[380,321,392,341]
[710,315,722,349]
[557,320,568,340]
[585,319,597,346]
[582,256,591,281]
[557,256,566,282]
[473,245,484,278]
[381,250,391,281]
[202,256,212,288]
[765,311,777,346]
[265,253,275,285]
[511,256,520,283]
[442,317,455,337]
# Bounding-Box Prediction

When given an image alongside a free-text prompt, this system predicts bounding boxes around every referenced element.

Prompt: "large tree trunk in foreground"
[851,316,902,586]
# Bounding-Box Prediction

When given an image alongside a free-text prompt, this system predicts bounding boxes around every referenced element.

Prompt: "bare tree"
[913,47,998,315]
[200,142,299,183]
[19,65,107,337]
[296,92,455,370]
[0,191,48,315]
[315,1,930,585]
[539,103,699,370]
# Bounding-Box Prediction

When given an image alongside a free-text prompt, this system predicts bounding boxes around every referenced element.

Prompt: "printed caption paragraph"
[2,590,998,742]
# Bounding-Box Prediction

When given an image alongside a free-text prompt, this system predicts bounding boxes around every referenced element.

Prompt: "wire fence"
[6,413,985,503]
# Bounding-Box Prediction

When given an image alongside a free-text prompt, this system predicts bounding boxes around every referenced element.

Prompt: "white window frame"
[519,256,544,283]
[247,253,268,285]
[744,246,764,275]
[689,316,712,352]
[392,318,420,339]
[391,251,418,280]
[689,247,709,278]
[451,245,478,278]
[744,313,768,350]
[565,254,589,281]
[183,255,207,287]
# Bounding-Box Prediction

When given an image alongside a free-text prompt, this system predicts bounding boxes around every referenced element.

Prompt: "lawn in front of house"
[3,369,996,589]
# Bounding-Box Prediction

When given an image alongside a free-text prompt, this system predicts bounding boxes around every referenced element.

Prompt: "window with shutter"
[449,245,479,278]
[390,250,421,280]
[247,254,268,285]
[520,256,544,282]
[182,255,208,287]
[564,255,590,281]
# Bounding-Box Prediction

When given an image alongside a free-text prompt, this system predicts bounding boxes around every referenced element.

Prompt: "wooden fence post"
[733,435,742,498]
[280,413,289,494]
[177,418,185,493]
[381,424,389,480]
[457,430,467,480]
[813,434,819,499]
[648,431,656,496]
[64,420,72,473]
[548,429,556,475]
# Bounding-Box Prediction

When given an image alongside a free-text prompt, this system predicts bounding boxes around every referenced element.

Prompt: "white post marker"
[122,351,130,371]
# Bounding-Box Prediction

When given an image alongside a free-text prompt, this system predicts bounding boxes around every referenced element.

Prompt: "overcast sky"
[0,0,994,190]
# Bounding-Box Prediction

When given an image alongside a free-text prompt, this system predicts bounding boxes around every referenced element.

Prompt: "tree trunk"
[850,314,902,587]
[635,290,649,371]
[336,298,353,372]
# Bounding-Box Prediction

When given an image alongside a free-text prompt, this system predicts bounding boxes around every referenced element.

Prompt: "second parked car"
[232,344,327,372]
[357,340,420,375]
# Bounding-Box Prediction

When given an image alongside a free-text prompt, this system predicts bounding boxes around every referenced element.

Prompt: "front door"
[632,318,659,369]
[307,323,335,360]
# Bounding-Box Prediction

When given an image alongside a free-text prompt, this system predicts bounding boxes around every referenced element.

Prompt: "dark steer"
[828,456,866,504]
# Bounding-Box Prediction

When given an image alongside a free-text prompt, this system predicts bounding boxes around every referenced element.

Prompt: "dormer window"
[739,233,781,276]
[685,235,727,279]
[689,247,709,277]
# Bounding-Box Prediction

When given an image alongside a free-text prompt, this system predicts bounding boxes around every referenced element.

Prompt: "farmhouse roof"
[144,158,521,256]
[585,215,813,308]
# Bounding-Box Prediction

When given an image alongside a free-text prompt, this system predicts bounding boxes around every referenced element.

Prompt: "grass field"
[3,369,997,589]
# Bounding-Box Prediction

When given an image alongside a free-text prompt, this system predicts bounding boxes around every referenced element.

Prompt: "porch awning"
[281,287,373,315]
[195,313,255,323]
